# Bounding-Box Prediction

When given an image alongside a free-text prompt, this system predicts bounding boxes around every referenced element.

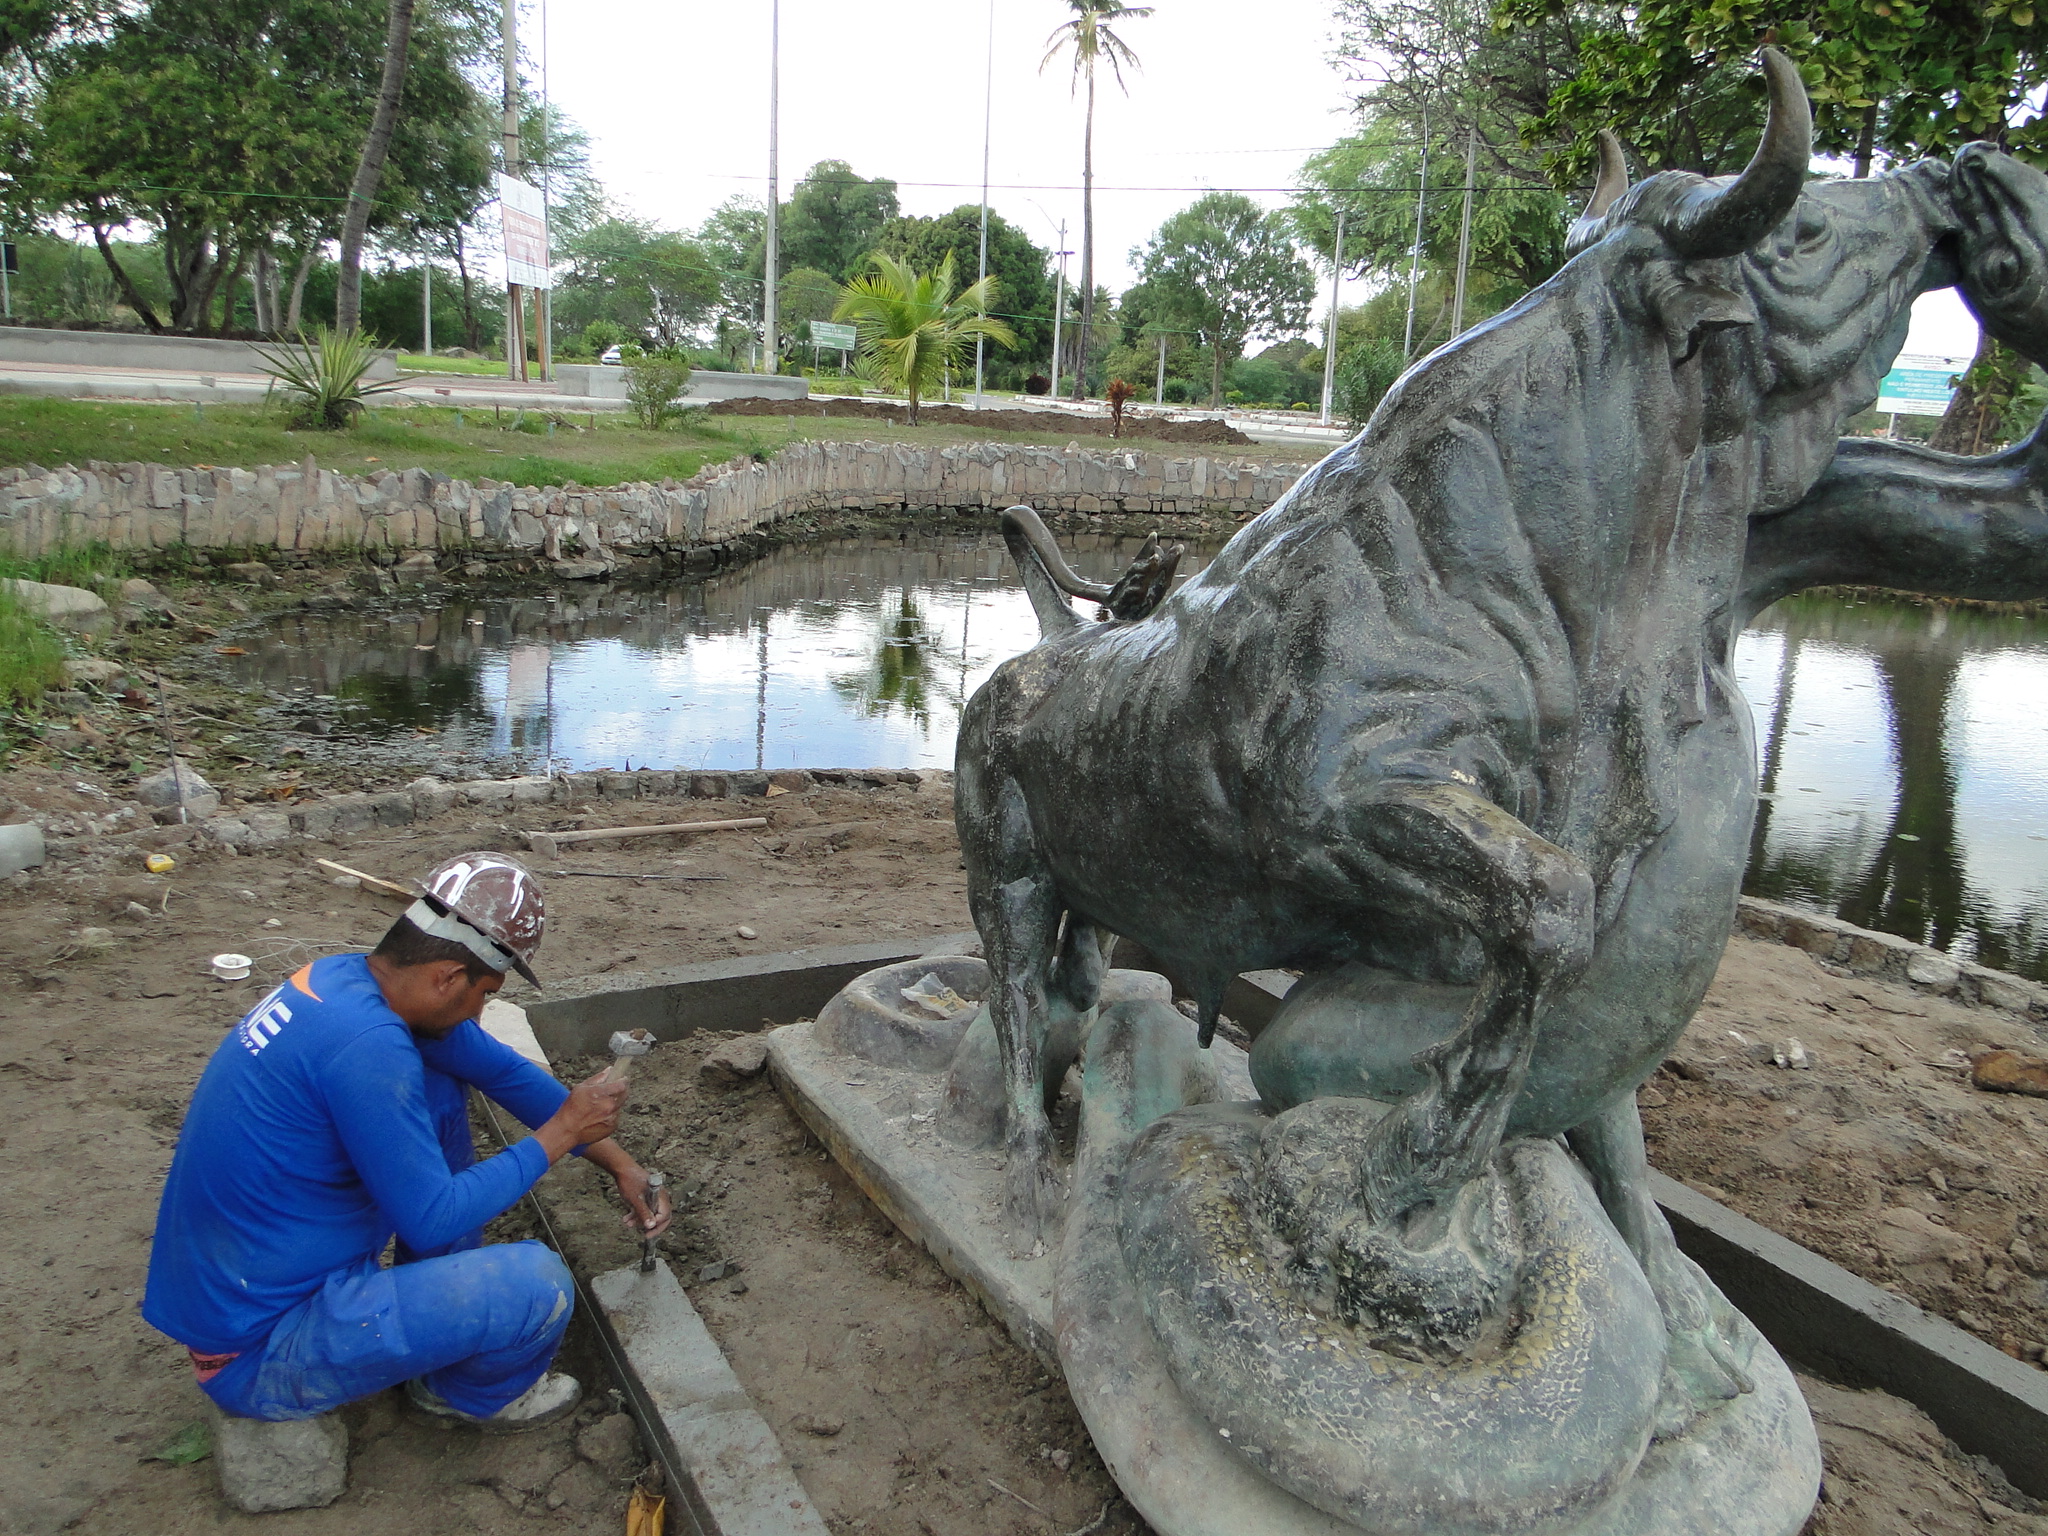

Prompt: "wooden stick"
[312,857,414,900]
[524,818,766,859]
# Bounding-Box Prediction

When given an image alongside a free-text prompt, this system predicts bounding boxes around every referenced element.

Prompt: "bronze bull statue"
[954,48,2048,1498]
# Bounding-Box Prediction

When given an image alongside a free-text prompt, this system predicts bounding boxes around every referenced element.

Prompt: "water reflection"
[231,532,1214,777]
[1737,593,2048,979]
[232,541,2048,980]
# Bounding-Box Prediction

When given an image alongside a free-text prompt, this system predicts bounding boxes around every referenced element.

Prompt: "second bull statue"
[946,45,2048,1536]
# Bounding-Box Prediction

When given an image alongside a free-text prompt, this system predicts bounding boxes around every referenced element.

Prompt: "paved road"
[0,356,1350,449]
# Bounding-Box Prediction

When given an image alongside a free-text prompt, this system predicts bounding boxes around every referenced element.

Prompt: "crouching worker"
[142,853,670,1432]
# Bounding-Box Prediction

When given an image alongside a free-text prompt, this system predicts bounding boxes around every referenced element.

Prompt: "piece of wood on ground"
[525,819,766,860]
[312,857,413,901]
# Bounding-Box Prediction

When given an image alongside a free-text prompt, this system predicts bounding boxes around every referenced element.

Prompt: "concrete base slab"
[591,1263,828,1536]
[765,1016,1255,1366]
[209,1407,347,1513]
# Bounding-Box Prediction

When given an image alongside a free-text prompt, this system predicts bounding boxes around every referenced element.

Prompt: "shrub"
[583,320,627,357]
[255,327,402,429]
[1333,337,1407,431]
[1024,373,1051,396]
[622,348,693,431]
[1106,378,1136,438]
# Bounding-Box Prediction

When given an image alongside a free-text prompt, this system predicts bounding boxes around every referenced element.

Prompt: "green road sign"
[810,321,857,352]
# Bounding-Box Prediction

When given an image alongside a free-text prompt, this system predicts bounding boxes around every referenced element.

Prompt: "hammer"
[603,1029,663,1267]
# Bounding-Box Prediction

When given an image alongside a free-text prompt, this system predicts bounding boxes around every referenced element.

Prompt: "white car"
[600,345,623,364]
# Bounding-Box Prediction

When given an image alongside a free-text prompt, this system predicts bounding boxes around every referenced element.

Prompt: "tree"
[697,195,767,365]
[874,206,1054,379]
[3,0,493,334]
[335,0,415,332]
[1495,0,2048,180]
[779,160,899,281]
[775,267,841,355]
[1041,0,1152,400]
[553,219,720,349]
[1492,2,2048,444]
[833,251,1015,423]
[1132,193,1316,407]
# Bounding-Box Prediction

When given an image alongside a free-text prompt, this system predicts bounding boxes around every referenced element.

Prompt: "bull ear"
[1657,279,1757,362]
[1565,130,1631,257]
[1664,47,1812,260]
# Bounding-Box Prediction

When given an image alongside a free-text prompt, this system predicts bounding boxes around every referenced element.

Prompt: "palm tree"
[834,252,1016,424]
[1042,0,1152,401]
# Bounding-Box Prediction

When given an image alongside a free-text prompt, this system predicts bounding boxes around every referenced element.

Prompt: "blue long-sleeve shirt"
[143,953,569,1354]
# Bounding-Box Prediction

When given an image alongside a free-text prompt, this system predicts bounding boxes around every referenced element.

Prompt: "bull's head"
[1952,142,2048,360]
[1563,49,1953,404]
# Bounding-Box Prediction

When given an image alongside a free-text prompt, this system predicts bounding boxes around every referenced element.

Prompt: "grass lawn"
[0,397,1329,490]
[395,354,510,376]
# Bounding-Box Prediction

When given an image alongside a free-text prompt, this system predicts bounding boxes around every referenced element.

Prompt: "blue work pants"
[202,1070,572,1421]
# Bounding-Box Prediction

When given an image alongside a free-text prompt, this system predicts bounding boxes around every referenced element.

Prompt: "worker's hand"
[536,1070,628,1161]
[615,1164,673,1240]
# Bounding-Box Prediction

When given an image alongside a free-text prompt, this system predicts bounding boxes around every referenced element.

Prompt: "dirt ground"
[5,763,2048,1535]
[705,395,1257,447]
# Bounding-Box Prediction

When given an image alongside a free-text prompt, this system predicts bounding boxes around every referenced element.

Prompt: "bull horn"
[1665,46,1812,260]
[1588,130,1630,219]
[1564,130,1631,255]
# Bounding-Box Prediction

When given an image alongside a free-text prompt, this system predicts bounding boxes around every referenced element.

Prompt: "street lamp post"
[1050,230,1069,400]
[973,0,994,408]
[763,0,780,375]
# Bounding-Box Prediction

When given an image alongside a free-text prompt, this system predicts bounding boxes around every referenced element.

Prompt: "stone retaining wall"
[0,440,1311,560]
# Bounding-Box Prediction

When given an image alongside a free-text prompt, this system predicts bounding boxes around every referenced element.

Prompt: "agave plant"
[255,327,402,430]
[833,253,1015,424]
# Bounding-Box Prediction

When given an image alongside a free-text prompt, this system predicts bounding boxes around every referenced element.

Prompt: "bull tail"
[1003,504,1107,635]
[1001,504,1185,636]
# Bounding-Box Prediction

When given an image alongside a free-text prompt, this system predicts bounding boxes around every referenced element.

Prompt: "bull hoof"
[1647,1248,1757,1439]
[1002,1136,1065,1242]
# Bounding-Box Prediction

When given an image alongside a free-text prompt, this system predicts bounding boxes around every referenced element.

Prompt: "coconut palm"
[834,252,1016,424]
[1042,0,1152,401]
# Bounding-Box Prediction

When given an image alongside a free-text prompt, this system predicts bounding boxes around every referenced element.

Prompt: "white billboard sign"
[1875,352,1966,417]
[497,173,551,290]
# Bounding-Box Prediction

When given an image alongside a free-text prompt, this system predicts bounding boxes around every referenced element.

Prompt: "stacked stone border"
[27,765,2048,1026]
[0,441,1310,561]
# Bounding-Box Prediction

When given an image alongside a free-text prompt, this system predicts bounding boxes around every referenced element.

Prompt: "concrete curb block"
[590,1265,829,1536]
[526,932,978,1059]
[1652,1170,2048,1498]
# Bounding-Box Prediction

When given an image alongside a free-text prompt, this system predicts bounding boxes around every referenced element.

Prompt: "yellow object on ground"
[625,1484,664,1536]
[145,852,175,874]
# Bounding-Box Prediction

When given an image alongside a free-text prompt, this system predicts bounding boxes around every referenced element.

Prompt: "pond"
[229,534,2048,981]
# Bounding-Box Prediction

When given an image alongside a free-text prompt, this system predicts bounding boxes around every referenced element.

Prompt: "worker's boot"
[407,1371,583,1432]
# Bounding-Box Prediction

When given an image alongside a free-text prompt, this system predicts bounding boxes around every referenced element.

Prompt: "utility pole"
[422,261,431,354]
[500,0,526,382]
[1452,120,1479,338]
[762,0,779,375]
[1049,225,1068,400]
[1155,332,1166,405]
[973,0,994,407]
[1319,208,1346,426]
[1402,99,1430,361]
[536,0,551,380]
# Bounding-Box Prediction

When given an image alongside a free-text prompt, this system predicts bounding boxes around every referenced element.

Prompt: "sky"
[536,0,1361,293]
[532,0,1979,357]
